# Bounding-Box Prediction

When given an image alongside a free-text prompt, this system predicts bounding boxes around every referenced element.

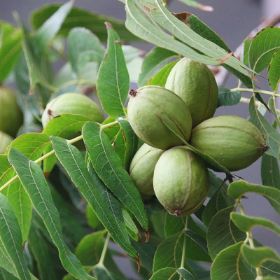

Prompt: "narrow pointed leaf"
[211,242,255,280]
[82,122,148,229]
[268,50,280,90]
[149,61,177,86]
[138,47,177,86]
[207,207,245,259]
[241,245,280,268]
[2,133,50,242]
[34,1,73,51]
[0,22,22,83]
[125,0,219,65]
[31,5,136,42]
[249,98,280,160]
[150,267,178,280]
[228,180,280,214]
[230,213,280,236]
[93,265,114,280]
[117,119,138,169]
[97,23,129,118]
[176,268,196,280]
[51,136,137,256]
[67,27,104,73]
[126,0,250,78]
[247,27,280,72]
[261,154,280,189]
[8,149,95,280]
[186,14,230,51]
[0,194,30,279]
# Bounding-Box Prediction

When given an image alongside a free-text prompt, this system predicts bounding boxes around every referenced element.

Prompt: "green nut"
[165,58,218,126]
[127,86,192,149]
[0,131,13,154]
[0,87,23,137]
[42,93,104,127]
[130,144,163,199]
[153,147,208,216]
[191,115,267,171]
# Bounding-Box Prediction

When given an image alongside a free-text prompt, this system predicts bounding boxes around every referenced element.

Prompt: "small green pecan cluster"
[128,58,266,216]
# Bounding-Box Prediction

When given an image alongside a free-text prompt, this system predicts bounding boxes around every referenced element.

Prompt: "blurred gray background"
[1,0,280,278]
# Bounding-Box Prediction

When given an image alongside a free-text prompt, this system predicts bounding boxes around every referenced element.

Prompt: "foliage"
[0,1,279,279]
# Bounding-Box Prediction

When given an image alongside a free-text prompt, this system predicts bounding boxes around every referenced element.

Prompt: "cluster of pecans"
[128,58,266,216]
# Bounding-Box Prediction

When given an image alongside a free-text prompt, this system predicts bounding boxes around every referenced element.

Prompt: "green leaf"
[126,1,217,65]
[51,186,87,245]
[76,231,106,266]
[34,1,73,51]
[67,27,104,73]
[249,98,280,159]
[217,88,241,107]
[230,213,280,236]
[7,133,50,158]
[93,265,114,280]
[176,268,196,280]
[86,205,103,230]
[97,23,129,118]
[247,27,280,72]
[2,181,31,243]
[149,61,177,87]
[8,149,95,280]
[268,50,280,90]
[29,219,64,280]
[123,45,143,82]
[241,245,280,268]
[122,209,139,241]
[211,242,255,280]
[0,269,18,280]
[152,234,181,272]
[268,98,280,127]
[261,154,280,189]
[0,194,31,279]
[14,53,30,95]
[186,14,230,51]
[228,180,280,215]
[115,119,138,169]
[207,207,245,260]
[43,114,90,138]
[20,22,53,104]
[31,5,136,42]
[150,267,178,280]
[0,22,22,83]
[184,230,210,261]
[76,232,124,280]
[262,262,280,279]
[202,174,234,226]
[3,133,50,242]
[51,136,137,257]
[153,231,209,272]
[132,237,158,272]
[43,114,90,174]
[138,47,177,86]
[82,122,148,229]
[164,213,185,237]
[125,0,251,78]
